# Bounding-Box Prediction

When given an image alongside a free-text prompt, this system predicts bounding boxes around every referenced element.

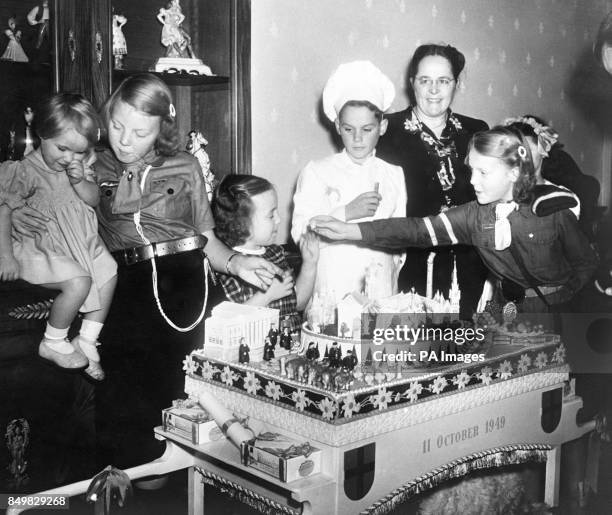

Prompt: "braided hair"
[212,174,274,247]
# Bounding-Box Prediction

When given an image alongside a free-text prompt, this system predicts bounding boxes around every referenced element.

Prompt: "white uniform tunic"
[292,150,406,305]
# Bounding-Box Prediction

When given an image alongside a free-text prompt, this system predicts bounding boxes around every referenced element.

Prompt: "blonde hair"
[100,73,179,156]
[468,127,536,203]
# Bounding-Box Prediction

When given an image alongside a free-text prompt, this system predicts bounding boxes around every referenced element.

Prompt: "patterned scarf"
[404,107,464,209]
[111,151,158,215]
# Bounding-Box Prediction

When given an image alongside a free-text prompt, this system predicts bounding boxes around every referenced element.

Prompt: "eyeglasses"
[414,77,456,89]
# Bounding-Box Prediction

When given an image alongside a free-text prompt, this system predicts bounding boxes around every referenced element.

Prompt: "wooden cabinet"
[54,0,112,108]
[0,0,53,160]
[112,0,251,176]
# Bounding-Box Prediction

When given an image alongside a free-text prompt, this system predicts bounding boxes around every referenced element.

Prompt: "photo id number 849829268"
[0,494,69,510]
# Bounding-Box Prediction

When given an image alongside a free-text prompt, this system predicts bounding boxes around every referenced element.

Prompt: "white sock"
[80,319,103,343]
[43,323,73,354]
[78,320,104,361]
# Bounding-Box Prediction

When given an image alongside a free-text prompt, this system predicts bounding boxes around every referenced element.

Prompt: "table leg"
[544,446,561,506]
[189,466,205,515]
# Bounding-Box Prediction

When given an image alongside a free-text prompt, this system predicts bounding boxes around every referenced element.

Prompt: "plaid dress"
[218,245,301,332]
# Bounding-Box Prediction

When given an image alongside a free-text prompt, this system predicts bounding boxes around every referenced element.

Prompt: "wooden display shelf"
[113,69,229,88]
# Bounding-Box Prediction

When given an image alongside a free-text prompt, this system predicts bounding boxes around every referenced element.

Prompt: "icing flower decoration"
[182,355,198,375]
[318,398,337,420]
[342,393,360,418]
[243,371,261,395]
[291,389,308,411]
[517,354,532,373]
[406,381,424,402]
[220,365,237,387]
[478,366,493,385]
[430,376,448,395]
[265,380,283,401]
[497,360,513,379]
[452,370,471,389]
[535,352,549,369]
[371,387,393,410]
[200,360,215,380]
[552,344,566,365]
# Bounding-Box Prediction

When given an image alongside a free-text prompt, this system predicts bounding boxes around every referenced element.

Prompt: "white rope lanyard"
[131,165,208,332]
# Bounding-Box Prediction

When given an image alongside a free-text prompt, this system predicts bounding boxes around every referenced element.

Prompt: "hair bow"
[504,116,559,156]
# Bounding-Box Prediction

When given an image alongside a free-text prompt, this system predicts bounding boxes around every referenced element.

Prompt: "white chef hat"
[322,60,395,122]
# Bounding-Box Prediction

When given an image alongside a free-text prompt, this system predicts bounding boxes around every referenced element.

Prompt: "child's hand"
[265,271,294,302]
[66,160,85,185]
[299,230,319,264]
[345,191,381,221]
[0,255,20,281]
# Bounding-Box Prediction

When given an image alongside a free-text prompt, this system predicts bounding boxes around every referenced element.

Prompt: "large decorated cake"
[185,333,565,427]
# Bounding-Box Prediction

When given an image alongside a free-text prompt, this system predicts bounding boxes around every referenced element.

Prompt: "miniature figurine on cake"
[1,17,28,63]
[212,174,319,336]
[238,338,250,364]
[263,337,275,361]
[267,323,279,347]
[328,341,342,368]
[341,348,358,371]
[305,341,320,361]
[112,13,127,70]
[280,327,292,350]
[292,60,406,314]
[154,0,212,75]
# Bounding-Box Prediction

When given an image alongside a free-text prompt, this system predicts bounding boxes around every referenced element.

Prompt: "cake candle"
[426,252,435,300]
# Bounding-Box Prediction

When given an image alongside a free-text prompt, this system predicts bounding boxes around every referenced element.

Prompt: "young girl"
[213,174,319,332]
[0,93,117,380]
[310,126,598,313]
[504,116,600,233]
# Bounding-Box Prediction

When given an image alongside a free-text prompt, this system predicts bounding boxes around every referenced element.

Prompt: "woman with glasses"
[377,43,488,320]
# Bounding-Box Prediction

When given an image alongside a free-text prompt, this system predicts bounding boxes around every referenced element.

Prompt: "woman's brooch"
[403,118,421,133]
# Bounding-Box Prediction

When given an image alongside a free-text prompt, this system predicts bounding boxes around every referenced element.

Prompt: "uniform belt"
[112,235,207,266]
[524,284,563,298]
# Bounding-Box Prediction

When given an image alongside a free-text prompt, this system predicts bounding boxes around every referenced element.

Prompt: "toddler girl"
[0,93,117,380]
[213,174,318,332]
[310,126,598,313]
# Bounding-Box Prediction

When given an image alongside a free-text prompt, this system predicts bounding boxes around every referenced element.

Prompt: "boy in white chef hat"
[292,60,407,311]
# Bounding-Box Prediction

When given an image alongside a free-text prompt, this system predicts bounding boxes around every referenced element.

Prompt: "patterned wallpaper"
[251,0,612,243]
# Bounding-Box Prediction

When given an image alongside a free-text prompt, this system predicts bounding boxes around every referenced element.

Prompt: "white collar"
[340,148,377,167]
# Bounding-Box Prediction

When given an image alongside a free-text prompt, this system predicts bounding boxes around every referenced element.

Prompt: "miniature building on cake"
[203,302,279,362]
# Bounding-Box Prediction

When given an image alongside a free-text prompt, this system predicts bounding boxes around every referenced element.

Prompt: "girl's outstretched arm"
[309,215,363,241]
